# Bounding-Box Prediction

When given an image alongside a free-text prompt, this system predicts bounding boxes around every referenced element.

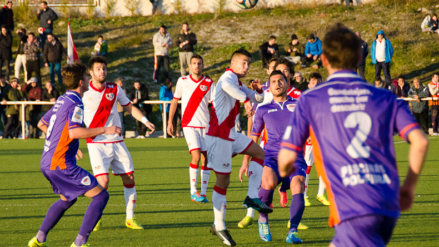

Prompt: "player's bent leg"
[73,187,109,247]
[30,196,78,247]
[200,152,210,202]
[257,166,277,242]
[120,174,143,229]
[287,175,305,244]
[95,175,110,190]
[241,142,265,161]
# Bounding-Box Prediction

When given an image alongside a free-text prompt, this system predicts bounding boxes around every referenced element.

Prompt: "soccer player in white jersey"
[167,55,216,203]
[206,49,271,246]
[83,56,155,230]
[302,72,330,207]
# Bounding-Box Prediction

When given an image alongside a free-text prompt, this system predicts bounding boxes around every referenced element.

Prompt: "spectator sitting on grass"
[302,33,322,69]
[409,78,429,134]
[292,72,308,92]
[390,75,410,98]
[284,34,303,64]
[92,35,108,56]
[374,76,386,89]
[260,35,279,68]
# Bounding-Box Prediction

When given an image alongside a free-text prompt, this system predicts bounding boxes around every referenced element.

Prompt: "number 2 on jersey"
[344,112,372,159]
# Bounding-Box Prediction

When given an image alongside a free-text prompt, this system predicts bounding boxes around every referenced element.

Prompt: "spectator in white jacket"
[153,25,172,84]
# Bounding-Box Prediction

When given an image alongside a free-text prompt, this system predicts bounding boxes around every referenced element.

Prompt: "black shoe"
[243,196,273,214]
[210,225,236,246]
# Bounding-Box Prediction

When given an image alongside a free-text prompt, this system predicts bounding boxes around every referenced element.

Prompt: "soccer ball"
[235,0,258,9]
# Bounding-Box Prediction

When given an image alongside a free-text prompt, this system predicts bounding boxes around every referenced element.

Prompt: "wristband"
[141,116,149,124]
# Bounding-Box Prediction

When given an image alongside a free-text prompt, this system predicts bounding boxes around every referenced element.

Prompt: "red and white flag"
[67,22,78,65]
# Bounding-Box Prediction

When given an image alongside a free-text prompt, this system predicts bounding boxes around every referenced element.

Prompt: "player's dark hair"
[269,70,288,84]
[269,35,276,40]
[323,23,361,70]
[190,54,203,63]
[160,25,166,30]
[88,56,107,70]
[374,76,382,82]
[231,49,252,60]
[433,73,439,77]
[274,57,295,76]
[62,63,88,90]
[397,75,405,80]
[309,72,322,82]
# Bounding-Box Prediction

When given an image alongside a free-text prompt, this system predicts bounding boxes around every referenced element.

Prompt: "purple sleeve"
[395,99,420,142]
[251,107,264,137]
[68,103,84,130]
[41,108,54,126]
[281,98,310,152]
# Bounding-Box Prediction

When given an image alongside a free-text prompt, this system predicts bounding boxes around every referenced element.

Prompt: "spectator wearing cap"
[355,32,368,80]
[23,77,41,138]
[302,33,322,69]
[153,25,172,84]
[43,33,66,85]
[292,72,308,92]
[92,35,108,56]
[14,28,27,81]
[371,30,393,88]
[115,78,126,138]
[259,35,279,68]
[284,34,304,64]
[2,77,23,139]
[390,75,410,98]
[41,81,58,112]
[0,1,14,32]
[24,32,41,84]
[409,78,429,134]
[176,22,197,76]
[0,24,12,81]
[37,1,58,48]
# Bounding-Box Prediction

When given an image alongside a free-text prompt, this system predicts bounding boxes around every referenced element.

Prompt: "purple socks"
[74,189,109,246]
[289,193,305,232]
[258,188,274,224]
[36,198,77,243]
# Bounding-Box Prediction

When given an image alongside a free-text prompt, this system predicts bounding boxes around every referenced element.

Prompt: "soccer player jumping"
[29,63,120,247]
[207,49,271,246]
[279,24,428,246]
[83,56,155,230]
[251,70,307,243]
[167,55,216,203]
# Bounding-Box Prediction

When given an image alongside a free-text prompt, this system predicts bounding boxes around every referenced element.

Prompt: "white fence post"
[21,103,25,139]
[163,102,167,139]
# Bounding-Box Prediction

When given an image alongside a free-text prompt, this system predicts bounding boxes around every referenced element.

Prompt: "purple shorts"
[332,215,397,247]
[264,157,307,184]
[41,165,99,202]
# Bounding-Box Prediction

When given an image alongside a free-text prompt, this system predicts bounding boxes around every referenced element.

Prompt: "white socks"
[246,207,255,218]
[304,172,309,198]
[317,176,326,196]
[200,167,211,196]
[247,159,263,199]
[189,164,199,195]
[124,185,136,220]
[212,186,227,231]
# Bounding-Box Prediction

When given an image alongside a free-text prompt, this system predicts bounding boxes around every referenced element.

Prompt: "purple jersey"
[252,98,305,163]
[40,91,84,170]
[281,70,420,227]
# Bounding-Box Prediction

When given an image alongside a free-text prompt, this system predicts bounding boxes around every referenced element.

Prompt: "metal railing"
[2,97,437,140]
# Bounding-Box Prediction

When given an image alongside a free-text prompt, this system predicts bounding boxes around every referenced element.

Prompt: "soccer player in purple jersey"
[28,64,121,247]
[278,24,428,247]
[250,70,307,244]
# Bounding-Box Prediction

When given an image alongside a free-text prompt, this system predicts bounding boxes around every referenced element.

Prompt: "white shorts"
[305,144,313,167]
[87,141,134,177]
[183,127,207,153]
[206,133,253,174]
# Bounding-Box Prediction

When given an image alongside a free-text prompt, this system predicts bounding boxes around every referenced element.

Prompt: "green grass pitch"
[1,137,438,246]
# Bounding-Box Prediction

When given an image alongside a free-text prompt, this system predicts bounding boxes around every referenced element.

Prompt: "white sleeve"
[208,81,216,102]
[242,85,264,103]
[117,85,131,106]
[174,79,183,99]
[221,75,247,102]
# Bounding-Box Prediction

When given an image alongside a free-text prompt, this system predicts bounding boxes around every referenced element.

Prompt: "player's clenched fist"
[145,121,156,134]
[104,126,122,135]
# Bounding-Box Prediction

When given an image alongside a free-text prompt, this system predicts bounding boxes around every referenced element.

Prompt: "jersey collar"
[190,74,205,83]
[90,81,106,92]
[66,90,81,101]
[326,70,364,83]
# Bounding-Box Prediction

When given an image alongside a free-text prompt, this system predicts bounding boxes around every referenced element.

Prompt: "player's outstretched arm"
[400,129,429,211]
[124,104,156,134]
[69,126,121,139]
[278,149,298,178]
[167,98,179,136]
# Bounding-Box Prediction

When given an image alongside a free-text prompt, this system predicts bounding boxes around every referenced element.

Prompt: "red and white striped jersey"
[173,75,216,128]
[206,69,264,141]
[83,82,131,143]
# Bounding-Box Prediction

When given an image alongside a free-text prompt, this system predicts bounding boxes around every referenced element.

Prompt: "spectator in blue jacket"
[160,78,180,137]
[302,34,322,69]
[371,30,393,88]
